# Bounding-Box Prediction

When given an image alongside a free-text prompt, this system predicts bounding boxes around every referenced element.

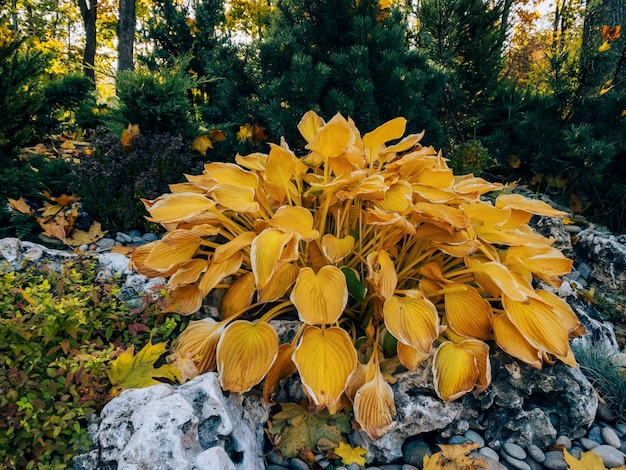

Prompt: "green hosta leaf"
[268,402,351,458]
[341,267,367,302]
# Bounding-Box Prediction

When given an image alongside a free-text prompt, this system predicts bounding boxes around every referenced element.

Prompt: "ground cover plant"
[131,110,585,440]
[0,256,187,469]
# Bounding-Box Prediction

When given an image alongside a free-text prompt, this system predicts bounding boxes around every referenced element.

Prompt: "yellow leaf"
[366,250,398,301]
[192,135,213,156]
[564,448,615,470]
[334,442,368,467]
[384,293,440,355]
[263,343,297,404]
[495,193,567,217]
[270,206,319,241]
[492,314,542,369]
[397,341,431,370]
[251,228,294,291]
[293,326,357,414]
[599,40,611,52]
[198,252,243,296]
[321,234,355,263]
[108,342,180,395]
[162,284,204,315]
[362,116,406,166]
[265,144,297,203]
[221,272,256,319]
[65,221,106,247]
[213,184,259,212]
[217,320,279,393]
[169,317,227,375]
[433,342,479,402]
[144,192,216,224]
[290,266,348,325]
[444,285,492,340]
[60,140,76,149]
[237,124,253,142]
[298,110,325,143]
[600,84,614,95]
[305,112,355,162]
[8,197,34,215]
[121,124,140,146]
[167,259,208,289]
[258,262,299,303]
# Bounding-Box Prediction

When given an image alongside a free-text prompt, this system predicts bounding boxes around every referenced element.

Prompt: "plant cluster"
[73,127,204,233]
[0,256,187,469]
[131,111,584,440]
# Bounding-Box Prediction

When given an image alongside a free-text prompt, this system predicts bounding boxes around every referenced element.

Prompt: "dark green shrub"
[0,256,188,469]
[448,139,492,176]
[73,128,203,233]
[0,20,48,166]
[106,58,204,139]
[35,74,97,136]
[0,155,74,241]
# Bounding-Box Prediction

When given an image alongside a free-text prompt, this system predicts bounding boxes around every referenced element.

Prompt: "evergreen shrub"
[73,128,203,233]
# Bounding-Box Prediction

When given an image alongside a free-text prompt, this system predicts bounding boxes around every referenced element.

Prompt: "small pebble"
[142,232,159,242]
[525,458,544,470]
[555,435,572,449]
[471,453,507,470]
[543,451,568,470]
[500,453,531,470]
[131,236,145,244]
[448,435,471,445]
[588,425,604,444]
[347,463,362,470]
[526,444,545,463]
[502,442,527,460]
[602,426,622,448]
[289,457,310,470]
[479,447,500,462]
[402,439,431,467]
[115,232,133,243]
[579,437,600,450]
[377,465,402,470]
[266,465,288,470]
[616,423,626,435]
[265,450,286,465]
[95,238,116,249]
[402,465,419,470]
[597,403,618,423]
[464,430,486,447]
[128,229,142,238]
[568,447,583,459]
[591,445,626,468]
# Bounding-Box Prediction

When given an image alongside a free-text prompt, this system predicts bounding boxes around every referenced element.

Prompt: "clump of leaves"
[131,110,584,439]
[423,442,486,469]
[0,257,186,469]
[73,126,203,233]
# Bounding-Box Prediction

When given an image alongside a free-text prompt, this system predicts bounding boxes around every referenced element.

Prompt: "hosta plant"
[131,110,584,440]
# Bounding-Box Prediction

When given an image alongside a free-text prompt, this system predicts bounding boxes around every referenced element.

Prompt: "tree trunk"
[117,0,136,72]
[77,0,97,86]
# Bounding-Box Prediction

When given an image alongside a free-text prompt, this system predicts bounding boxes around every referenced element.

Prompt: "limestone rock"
[74,373,269,469]
[574,230,626,295]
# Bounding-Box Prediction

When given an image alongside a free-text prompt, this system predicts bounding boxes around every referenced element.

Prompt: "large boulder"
[73,373,270,470]
[574,230,626,295]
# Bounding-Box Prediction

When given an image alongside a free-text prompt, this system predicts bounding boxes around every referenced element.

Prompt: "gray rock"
[194,447,236,469]
[115,232,134,244]
[543,451,568,469]
[464,429,485,447]
[401,465,419,470]
[616,423,626,434]
[588,425,604,444]
[478,447,500,461]
[503,442,527,460]
[592,445,626,468]
[579,437,599,450]
[289,457,311,470]
[402,439,431,467]
[577,262,592,280]
[526,444,545,463]
[142,233,159,242]
[128,230,142,238]
[602,426,622,448]
[555,435,572,449]
[500,453,531,470]
[74,373,269,469]
[95,237,117,249]
[568,446,583,459]
[471,453,507,470]
[448,435,471,445]
[575,230,626,295]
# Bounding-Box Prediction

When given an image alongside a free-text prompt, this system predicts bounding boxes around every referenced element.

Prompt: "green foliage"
[35,74,97,136]
[0,20,48,166]
[448,140,492,176]
[73,128,203,233]
[0,256,187,469]
[106,58,205,139]
[573,342,626,422]
[0,155,74,241]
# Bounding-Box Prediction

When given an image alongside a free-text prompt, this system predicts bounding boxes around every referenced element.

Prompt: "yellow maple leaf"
[8,196,34,215]
[333,441,367,467]
[237,124,253,142]
[65,221,107,247]
[121,124,140,147]
[563,449,622,470]
[423,442,487,470]
[192,134,213,156]
[107,342,180,396]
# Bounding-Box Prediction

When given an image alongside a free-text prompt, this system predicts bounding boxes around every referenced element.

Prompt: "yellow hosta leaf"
[444,285,492,340]
[236,151,268,171]
[144,231,202,271]
[144,193,215,224]
[492,314,542,369]
[192,134,213,156]
[479,261,529,302]
[214,231,256,263]
[375,180,413,213]
[263,342,297,404]
[162,284,204,315]
[456,339,491,394]
[108,342,180,396]
[290,266,348,325]
[353,361,396,439]
[362,116,406,166]
[433,342,479,402]
[169,317,227,374]
[384,293,440,354]
[168,259,207,289]
[216,320,279,393]
[298,110,325,143]
[198,252,243,296]
[8,196,33,215]
[293,326,357,414]
[502,295,575,365]
[221,272,256,319]
[203,162,259,189]
[366,250,398,301]
[306,112,355,161]
[397,341,431,370]
[321,234,355,263]
[213,184,259,212]
[564,449,615,470]
[534,289,585,337]
[250,228,293,290]
[265,144,297,203]
[495,193,567,217]
[506,245,573,281]
[334,442,368,467]
[258,262,299,302]
[413,202,471,232]
[270,206,319,241]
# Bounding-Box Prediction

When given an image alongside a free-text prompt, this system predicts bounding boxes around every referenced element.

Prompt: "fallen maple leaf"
[192,134,213,156]
[8,196,33,215]
[423,442,486,470]
[107,342,180,396]
[563,449,622,470]
[121,124,140,147]
[334,441,367,467]
[65,221,106,247]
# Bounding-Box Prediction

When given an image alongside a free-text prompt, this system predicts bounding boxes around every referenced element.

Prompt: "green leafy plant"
[131,110,584,439]
[448,140,492,177]
[0,256,187,469]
